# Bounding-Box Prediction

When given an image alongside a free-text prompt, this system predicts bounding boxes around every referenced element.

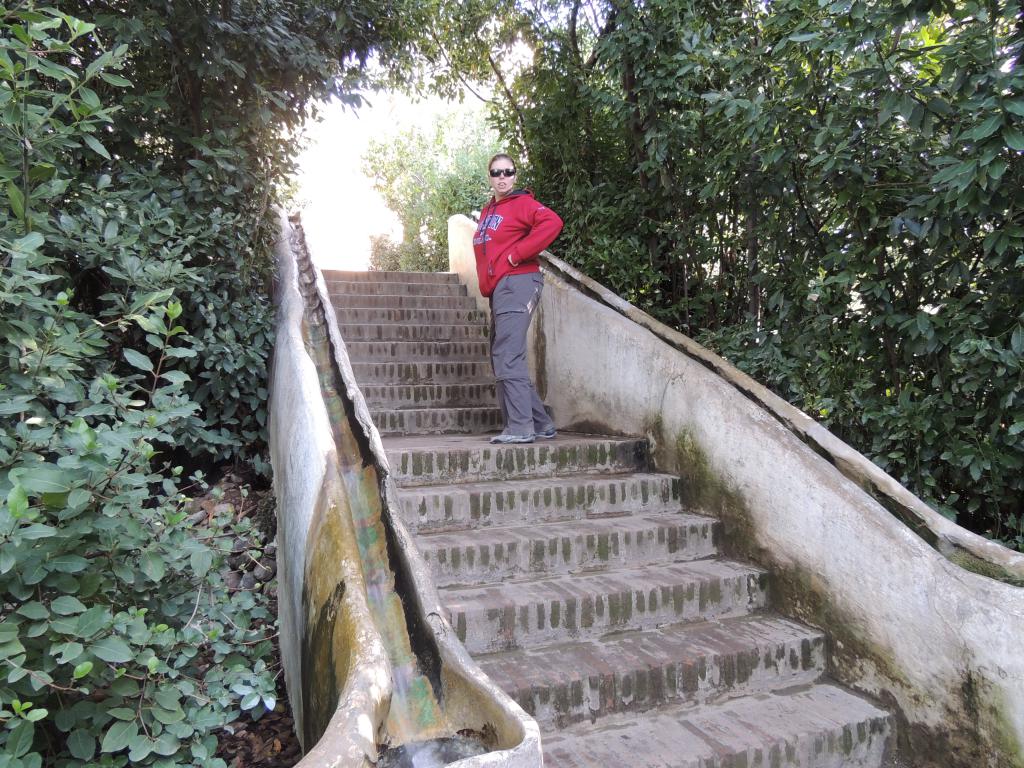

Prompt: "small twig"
[184,582,204,629]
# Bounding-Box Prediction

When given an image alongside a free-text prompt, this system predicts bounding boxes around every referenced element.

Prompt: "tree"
[383,0,1024,549]
[0,1,411,763]
[364,108,501,271]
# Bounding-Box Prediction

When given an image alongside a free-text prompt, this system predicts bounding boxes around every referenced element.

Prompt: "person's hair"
[488,153,517,172]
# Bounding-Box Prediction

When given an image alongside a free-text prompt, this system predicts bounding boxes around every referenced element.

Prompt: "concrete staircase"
[327,269,896,767]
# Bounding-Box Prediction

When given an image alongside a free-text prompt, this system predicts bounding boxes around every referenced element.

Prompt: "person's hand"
[507,254,520,267]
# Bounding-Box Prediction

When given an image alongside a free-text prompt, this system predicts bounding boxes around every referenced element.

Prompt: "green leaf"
[101,719,138,753]
[6,485,28,517]
[66,488,92,508]
[56,641,84,663]
[7,719,34,758]
[0,622,20,644]
[123,348,154,372]
[140,551,166,581]
[15,465,71,494]
[73,661,94,679]
[153,731,181,756]
[1004,127,1024,152]
[68,729,97,761]
[76,606,111,637]
[1011,325,1024,356]
[19,523,57,540]
[52,595,87,615]
[100,72,133,87]
[16,602,48,620]
[971,114,1002,140]
[91,635,133,663]
[128,736,155,761]
[6,181,25,220]
[82,134,111,160]
[190,548,214,577]
[12,231,43,253]
[152,705,185,724]
[51,554,89,573]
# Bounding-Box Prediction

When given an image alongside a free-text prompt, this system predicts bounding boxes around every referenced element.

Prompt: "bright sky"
[295,92,459,272]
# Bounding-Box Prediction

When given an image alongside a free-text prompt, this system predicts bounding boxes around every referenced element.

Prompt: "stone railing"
[449,213,1024,768]
[269,212,541,767]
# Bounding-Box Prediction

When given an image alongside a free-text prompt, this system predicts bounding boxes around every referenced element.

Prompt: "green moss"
[948,548,1024,587]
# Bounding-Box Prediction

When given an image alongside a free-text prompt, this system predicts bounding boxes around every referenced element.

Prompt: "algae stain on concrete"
[296,269,449,750]
[657,425,1024,768]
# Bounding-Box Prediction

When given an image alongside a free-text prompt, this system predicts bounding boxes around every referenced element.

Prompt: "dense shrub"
[0,2,402,764]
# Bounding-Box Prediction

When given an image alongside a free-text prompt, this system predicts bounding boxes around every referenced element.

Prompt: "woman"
[473,153,564,444]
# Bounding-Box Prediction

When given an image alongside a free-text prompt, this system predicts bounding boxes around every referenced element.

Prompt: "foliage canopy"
[381,0,1024,550]
[0,1,403,764]
[364,109,500,271]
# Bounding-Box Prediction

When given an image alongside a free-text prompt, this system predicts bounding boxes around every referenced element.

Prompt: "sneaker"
[489,431,535,444]
[535,426,557,439]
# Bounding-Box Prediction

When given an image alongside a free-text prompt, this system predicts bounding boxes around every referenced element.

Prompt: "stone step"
[416,513,719,587]
[345,340,490,362]
[330,293,478,311]
[444,559,768,654]
[372,407,503,436]
[351,361,493,385]
[325,280,467,297]
[398,472,683,533]
[334,307,489,326]
[385,434,650,487]
[542,684,895,768]
[479,615,826,728]
[322,269,459,284]
[364,384,498,410]
[338,324,489,342]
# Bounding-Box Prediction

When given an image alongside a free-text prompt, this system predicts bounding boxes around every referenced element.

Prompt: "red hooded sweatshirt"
[472,190,563,298]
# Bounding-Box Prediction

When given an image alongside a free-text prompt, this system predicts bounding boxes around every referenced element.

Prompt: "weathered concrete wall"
[270,214,541,767]
[449,214,1024,768]
[270,213,389,766]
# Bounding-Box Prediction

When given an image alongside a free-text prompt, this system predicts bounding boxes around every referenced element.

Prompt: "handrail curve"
[270,212,541,767]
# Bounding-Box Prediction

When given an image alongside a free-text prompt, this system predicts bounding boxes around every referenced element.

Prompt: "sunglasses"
[489,168,516,178]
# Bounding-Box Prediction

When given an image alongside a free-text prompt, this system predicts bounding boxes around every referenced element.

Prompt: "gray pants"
[490,273,552,436]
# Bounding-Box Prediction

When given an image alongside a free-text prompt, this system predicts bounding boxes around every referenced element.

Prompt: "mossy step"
[416,512,719,587]
[351,361,493,385]
[398,472,682,533]
[363,383,498,410]
[330,293,478,310]
[322,269,459,284]
[477,615,826,729]
[325,279,467,297]
[443,558,769,653]
[334,307,489,326]
[345,340,490,362]
[338,324,489,342]
[542,683,895,768]
[385,434,650,486]
[371,407,503,436]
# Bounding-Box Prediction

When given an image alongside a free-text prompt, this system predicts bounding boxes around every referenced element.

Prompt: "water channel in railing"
[378,734,490,767]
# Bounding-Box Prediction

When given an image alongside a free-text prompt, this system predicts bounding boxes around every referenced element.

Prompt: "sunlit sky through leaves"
[296,92,459,272]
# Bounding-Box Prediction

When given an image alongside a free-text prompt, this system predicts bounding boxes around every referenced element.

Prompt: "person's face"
[488,160,516,199]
